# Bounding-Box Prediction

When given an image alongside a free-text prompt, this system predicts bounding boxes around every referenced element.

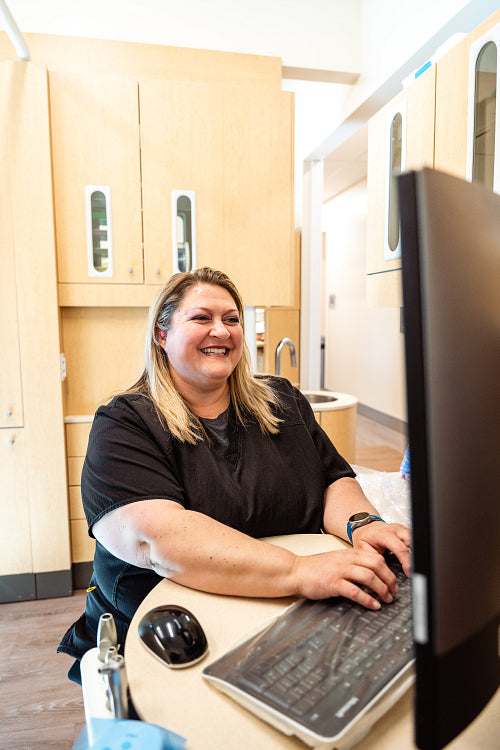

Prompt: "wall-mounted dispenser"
[172,190,197,273]
[85,185,114,278]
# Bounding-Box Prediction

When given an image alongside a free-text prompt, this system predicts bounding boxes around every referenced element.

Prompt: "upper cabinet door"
[140,80,294,305]
[223,86,294,307]
[140,79,225,285]
[435,9,500,181]
[367,66,436,280]
[466,23,500,193]
[50,72,143,283]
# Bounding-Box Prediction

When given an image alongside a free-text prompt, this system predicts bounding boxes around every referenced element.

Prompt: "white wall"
[322,181,407,422]
[1,0,362,77]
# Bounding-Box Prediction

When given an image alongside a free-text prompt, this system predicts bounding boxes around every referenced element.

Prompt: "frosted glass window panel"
[85,185,114,278]
[384,100,407,260]
[172,190,197,273]
[467,25,500,194]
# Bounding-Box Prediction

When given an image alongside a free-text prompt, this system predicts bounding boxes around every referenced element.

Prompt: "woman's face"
[160,283,244,395]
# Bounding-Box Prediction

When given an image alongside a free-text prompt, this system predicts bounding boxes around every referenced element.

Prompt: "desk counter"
[125,534,499,749]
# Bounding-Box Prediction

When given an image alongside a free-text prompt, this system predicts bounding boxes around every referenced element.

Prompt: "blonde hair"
[126,268,281,443]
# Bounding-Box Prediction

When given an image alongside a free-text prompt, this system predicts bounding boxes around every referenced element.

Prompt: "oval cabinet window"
[384,100,407,260]
[467,25,499,193]
[172,190,197,273]
[85,185,114,278]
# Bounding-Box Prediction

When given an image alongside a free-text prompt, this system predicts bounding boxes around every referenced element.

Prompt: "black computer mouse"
[137,604,208,668]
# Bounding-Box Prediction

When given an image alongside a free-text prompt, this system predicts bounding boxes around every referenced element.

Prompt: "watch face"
[350,512,371,523]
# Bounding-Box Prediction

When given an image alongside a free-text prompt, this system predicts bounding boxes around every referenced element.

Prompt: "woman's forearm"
[94,499,299,598]
[322,476,381,541]
[146,507,299,597]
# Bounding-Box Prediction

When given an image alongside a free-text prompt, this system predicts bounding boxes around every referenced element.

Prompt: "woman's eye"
[225,317,240,325]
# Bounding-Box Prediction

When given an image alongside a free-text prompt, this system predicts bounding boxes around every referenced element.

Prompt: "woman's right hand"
[291,548,400,610]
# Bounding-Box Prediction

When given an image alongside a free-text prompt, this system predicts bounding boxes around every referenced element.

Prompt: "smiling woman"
[58,267,411,686]
[158,284,244,412]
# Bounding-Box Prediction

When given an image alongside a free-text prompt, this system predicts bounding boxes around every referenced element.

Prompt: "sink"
[304,393,338,404]
[300,391,358,412]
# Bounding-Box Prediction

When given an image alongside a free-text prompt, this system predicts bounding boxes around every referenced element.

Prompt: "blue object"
[400,445,411,479]
[414,60,432,79]
[73,718,186,750]
[347,514,385,544]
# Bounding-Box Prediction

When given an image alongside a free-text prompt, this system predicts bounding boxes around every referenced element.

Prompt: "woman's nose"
[210,319,230,338]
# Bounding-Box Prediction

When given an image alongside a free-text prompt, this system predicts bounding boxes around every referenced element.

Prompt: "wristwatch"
[347,512,384,543]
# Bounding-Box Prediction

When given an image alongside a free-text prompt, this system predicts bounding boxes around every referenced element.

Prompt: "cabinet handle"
[128,267,133,274]
[7,436,15,447]
[4,410,12,418]
[155,268,160,275]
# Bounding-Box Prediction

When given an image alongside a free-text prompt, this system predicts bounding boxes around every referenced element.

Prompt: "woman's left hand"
[352,521,412,577]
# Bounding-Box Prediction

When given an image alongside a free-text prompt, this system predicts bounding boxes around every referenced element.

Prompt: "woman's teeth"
[201,347,228,355]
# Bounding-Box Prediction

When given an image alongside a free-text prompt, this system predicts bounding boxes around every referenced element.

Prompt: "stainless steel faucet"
[275,337,297,376]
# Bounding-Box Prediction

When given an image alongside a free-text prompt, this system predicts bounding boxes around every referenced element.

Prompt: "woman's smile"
[200,347,230,356]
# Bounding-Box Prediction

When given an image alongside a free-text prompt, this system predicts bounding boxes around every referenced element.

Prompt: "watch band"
[347,513,384,544]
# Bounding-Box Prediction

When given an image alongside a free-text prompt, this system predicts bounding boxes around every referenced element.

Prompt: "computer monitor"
[397,167,500,750]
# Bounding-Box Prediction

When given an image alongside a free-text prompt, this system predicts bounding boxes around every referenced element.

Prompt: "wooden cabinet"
[366,66,436,307]
[140,79,226,284]
[0,62,70,602]
[66,421,95,580]
[435,9,500,182]
[50,72,144,284]
[222,85,294,306]
[260,307,300,384]
[0,86,23,430]
[367,9,500,307]
[60,306,147,415]
[51,72,294,307]
[1,42,295,598]
[313,407,357,465]
[0,430,32,581]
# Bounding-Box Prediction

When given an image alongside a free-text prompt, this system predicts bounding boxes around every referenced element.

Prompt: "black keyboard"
[203,554,414,740]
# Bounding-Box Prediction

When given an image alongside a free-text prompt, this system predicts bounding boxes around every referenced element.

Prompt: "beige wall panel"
[223,87,294,306]
[0,32,282,88]
[0,429,32,575]
[61,307,147,416]
[66,422,92,457]
[50,72,143,284]
[140,79,225,283]
[4,62,70,574]
[69,486,85,521]
[67,457,85,487]
[71,519,95,563]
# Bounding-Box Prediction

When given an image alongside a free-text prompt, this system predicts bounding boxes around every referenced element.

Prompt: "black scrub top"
[58,376,355,671]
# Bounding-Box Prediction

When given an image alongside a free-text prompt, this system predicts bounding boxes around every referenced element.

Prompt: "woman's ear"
[155,325,167,345]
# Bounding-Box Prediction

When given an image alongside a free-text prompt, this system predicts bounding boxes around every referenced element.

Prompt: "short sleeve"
[81,395,185,535]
